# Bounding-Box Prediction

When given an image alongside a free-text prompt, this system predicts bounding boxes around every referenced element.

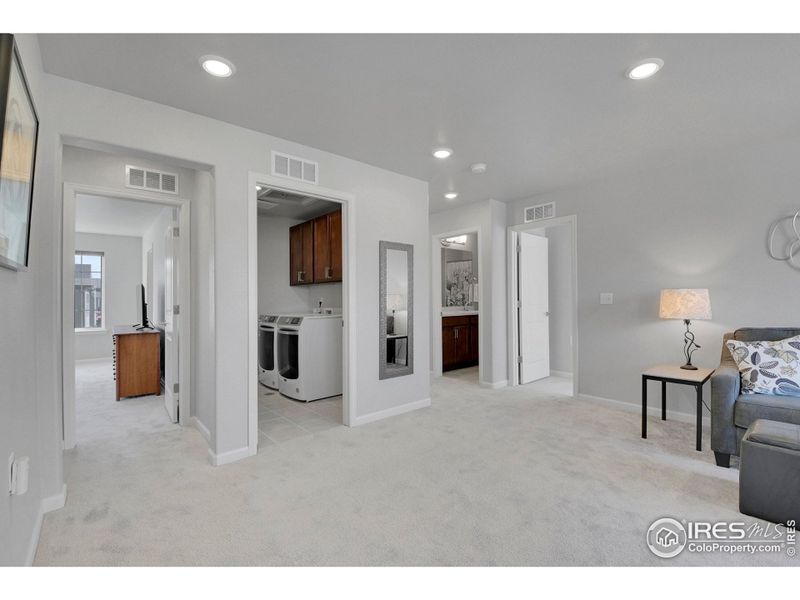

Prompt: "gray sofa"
[711,327,800,467]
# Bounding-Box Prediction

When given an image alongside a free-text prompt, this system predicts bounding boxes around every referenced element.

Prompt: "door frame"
[247,172,355,456]
[62,182,192,449]
[507,215,578,393]
[430,227,483,382]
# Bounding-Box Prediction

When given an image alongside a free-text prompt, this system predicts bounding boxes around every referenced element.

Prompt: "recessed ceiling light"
[626,58,663,80]
[433,147,453,159]
[200,55,235,78]
[444,192,459,200]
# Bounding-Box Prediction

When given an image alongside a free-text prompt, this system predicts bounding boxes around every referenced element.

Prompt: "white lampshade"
[659,288,712,320]
[386,294,406,312]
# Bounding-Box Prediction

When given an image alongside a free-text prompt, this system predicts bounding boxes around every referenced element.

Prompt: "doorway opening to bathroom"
[248,174,354,453]
[431,228,482,387]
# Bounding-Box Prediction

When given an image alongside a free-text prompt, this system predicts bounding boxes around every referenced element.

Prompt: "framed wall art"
[0,34,39,271]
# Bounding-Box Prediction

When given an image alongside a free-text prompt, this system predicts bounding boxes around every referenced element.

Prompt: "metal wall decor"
[768,209,800,271]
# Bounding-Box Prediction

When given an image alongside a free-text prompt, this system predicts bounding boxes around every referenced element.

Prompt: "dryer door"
[278,328,299,380]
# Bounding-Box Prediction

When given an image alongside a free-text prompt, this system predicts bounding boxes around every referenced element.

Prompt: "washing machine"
[258,314,280,389]
[277,314,343,401]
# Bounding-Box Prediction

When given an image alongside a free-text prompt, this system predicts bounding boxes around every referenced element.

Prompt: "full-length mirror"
[379,241,414,379]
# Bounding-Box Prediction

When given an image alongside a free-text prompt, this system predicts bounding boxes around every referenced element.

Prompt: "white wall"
[0,33,60,566]
[509,138,800,415]
[430,199,508,385]
[74,233,143,360]
[141,206,176,326]
[257,214,342,315]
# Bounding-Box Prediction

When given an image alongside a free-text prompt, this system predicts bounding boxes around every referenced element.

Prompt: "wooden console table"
[112,325,161,401]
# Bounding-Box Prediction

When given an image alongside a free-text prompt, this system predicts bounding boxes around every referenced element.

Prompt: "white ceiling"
[75,194,166,237]
[39,34,800,212]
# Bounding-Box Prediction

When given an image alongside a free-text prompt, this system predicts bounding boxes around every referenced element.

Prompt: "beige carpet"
[35,363,796,566]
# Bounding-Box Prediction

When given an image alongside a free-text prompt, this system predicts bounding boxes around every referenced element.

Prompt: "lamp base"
[680,364,698,371]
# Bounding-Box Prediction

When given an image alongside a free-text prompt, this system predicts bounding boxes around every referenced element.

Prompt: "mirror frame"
[379,240,414,380]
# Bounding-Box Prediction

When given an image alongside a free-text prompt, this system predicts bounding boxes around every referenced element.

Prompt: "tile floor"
[257,384,343,448]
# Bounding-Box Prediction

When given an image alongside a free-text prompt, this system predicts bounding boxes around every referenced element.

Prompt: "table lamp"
[659,288,712,370]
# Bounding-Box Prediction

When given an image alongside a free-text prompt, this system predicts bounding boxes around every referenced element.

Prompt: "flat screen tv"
[136,283,150,329]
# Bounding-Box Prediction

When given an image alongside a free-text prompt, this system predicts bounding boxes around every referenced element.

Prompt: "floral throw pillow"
[726,335,800,396]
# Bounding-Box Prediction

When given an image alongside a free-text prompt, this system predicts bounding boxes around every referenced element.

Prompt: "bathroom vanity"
[442,311,479,371]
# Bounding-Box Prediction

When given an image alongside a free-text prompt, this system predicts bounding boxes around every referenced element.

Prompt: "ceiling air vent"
[271,151,319,185]
[125,165,179,195]
[524,202,556,223]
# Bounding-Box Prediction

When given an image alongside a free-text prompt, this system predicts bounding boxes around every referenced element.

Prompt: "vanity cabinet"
[442,314,479,371]
[289,208,342,286]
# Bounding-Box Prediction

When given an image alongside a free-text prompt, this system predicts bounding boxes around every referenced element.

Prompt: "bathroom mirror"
[379,241,414,379]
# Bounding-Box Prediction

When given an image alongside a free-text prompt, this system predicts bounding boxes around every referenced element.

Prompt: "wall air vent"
[125,165,179,195]
[271,151,319,185]
[524,202,556,223]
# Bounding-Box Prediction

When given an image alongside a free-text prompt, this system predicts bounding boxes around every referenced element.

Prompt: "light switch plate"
[600,293,614,305]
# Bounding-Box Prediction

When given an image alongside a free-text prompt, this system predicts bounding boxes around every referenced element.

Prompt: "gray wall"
[257,214,342,315]
[510,137,800,415]
[74,233,143,360]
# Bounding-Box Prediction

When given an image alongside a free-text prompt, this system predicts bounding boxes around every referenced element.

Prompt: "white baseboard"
[578,393,711,426]
[551,370,573,379]
[191,416,211,443]
[207,445,256,466]
[350,397,431,427]
[26,484,68,566]
[480,379,508,390]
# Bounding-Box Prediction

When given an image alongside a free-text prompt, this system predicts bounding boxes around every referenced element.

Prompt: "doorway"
[507,215,578,396]
[247,173,355,455]
[430,227,483,385]
[62,183,191,450]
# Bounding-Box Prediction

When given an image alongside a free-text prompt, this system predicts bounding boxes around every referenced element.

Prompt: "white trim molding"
[207,446,256,467]
[350,398,431,427]
[480,379,508,390]
[578,393,711,426]
[191,416,212,443]
[26,484,68,566]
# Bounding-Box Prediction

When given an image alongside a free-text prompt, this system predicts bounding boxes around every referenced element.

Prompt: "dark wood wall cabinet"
[289,208,342,286]
[442,314,479,372]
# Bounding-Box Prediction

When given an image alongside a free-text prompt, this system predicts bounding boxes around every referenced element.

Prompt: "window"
[74,252,104,330]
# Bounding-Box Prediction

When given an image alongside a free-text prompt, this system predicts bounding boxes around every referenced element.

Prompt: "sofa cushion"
[734,393,800,429]
[726,335,800,395]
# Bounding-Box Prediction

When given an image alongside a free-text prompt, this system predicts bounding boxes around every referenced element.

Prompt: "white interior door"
[163,223,179,423]
[518,232,550,384]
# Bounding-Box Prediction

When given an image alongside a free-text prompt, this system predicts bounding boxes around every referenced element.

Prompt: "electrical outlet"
[600,293,614,305]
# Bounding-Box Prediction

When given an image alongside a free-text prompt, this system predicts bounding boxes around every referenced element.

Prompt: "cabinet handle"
[455,329,459,339]
[297,271,305,282]
[325,266,332,279]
